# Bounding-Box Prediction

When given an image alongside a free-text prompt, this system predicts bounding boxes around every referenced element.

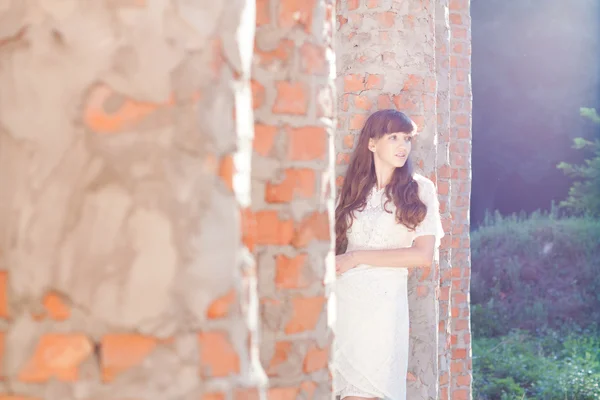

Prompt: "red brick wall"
[252,0,336,398]
[448,1,474,399]
[0,0,470,399]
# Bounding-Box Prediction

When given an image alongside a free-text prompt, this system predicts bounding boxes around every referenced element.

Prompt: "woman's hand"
[335,252,359,275]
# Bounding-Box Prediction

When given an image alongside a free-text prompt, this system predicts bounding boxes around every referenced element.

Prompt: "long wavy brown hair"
[335,109,427,255]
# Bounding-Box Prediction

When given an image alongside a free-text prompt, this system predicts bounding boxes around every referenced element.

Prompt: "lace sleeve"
[414,178,445,250]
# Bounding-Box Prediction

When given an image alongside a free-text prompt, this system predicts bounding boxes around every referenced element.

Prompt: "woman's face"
[368,131,412,168]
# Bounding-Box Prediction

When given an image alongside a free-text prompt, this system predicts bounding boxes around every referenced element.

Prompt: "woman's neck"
[373,158,394,190]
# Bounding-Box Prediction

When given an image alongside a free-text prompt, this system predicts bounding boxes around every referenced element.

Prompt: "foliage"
[557,108,600,217]
[471,211,600,338]
[473,329,600,400]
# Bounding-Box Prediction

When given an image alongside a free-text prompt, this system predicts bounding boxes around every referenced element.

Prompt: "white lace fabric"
[334,174,444,400]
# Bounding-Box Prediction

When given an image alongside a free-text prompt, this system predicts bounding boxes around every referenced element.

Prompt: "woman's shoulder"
[412,173,436,192]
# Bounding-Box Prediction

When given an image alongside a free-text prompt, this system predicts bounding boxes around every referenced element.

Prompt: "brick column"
[448,0,474,399]
[336,1,441,398]
[0,2,260,399]
[252,0,336,397]
[435,1,454,399]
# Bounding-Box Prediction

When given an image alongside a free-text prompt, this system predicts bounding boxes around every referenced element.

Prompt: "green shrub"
[473,330,600,400]
[471,211,600,337]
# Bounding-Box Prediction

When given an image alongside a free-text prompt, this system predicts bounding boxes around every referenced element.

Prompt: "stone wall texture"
[0,0,471,399]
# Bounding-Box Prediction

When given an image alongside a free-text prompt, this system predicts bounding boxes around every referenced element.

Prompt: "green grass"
[473,329,600,399]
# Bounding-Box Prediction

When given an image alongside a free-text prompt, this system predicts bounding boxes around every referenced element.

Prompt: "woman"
[334,109,444,400]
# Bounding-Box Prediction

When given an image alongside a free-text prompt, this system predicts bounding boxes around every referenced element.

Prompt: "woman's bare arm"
[351,235,436,269]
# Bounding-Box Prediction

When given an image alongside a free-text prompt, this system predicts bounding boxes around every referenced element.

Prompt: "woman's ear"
[368,138,376,153]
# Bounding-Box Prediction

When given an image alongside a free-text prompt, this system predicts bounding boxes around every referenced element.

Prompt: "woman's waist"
[341,264,408,279]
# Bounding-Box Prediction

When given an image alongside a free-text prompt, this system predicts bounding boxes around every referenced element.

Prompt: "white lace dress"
[333,174,444,400]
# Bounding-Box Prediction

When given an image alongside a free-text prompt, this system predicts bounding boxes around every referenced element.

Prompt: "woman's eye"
[389,135,397,140]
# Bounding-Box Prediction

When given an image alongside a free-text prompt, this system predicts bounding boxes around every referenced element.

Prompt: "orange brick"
[273,81,308,115]
[403,74,423,91]
[412,115,425,131]
[303,344,328,373]
[463,333,471,344]
[354,95,372,110]
[440,372,449,385]
[266,169,316,203]
[267,341,293,376]
[300,42,327,75]
[255,40,294,67]
[450,361,464,373]
[392,93,418,112]
[439,286,450,301]
[284,296,325,334]
[437,181,449,196]
[455,115,468,127]
[254,124,278,157]
[255,211,294,245]
[83,85,163,134]
[234,388,260,400]
[0,397,41,400]
[377,94,392,109]
[453,42,464,54]
[451,334,458,345]
[198,331,240,377]
[0,271,8,318]
[207,289,236,319]
[256,0,270,26]
[268,387,299,400]
[457,374,471,386]
[344,74,364,92]
[19,334,92,382]
[453,292,467,304]
[439,387,449,400]
[453,27,468,39]
[343,135,354,149]
[366,0,379,8]
[292,211,330,248]
[252,80,265,110]
[365,74,383,89]
[279,0,316,32]
[453,389,469,400]
[349,114,367,130]
[377,11,395,28]
[336,153,350,165]
[241,208,257,252]
[203,393,226,400]
[452,348,467,359]
[347,0,359,10]
[275,254,309,289]
[101,334,158,382]
[287,126,327,161]
[219,154,234,192]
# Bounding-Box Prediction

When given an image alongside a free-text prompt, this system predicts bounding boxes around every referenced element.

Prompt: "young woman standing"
[334,109,444,400]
